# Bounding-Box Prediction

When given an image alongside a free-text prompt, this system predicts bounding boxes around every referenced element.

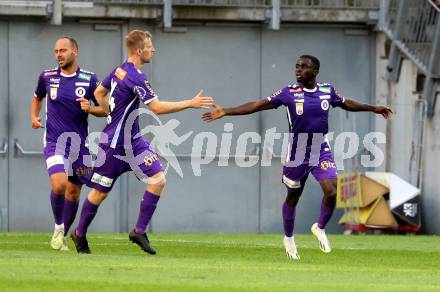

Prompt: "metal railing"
[281,0,380,9]
[381,0,440,75]
[381,0,440,116]
[60,0,268,6]
[18,0,380,8]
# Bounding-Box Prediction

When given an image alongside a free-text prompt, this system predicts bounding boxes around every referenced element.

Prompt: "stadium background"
[0,0,439,235]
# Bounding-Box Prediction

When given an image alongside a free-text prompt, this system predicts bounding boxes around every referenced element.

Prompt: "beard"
[59,58,74,70]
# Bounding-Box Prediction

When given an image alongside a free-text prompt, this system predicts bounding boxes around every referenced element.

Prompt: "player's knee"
[89,189,108,204]
[324,184,337,199]
[51,182,66,195]
[285,188,302,207]
[65,190,80,202]
[148,172,166,193]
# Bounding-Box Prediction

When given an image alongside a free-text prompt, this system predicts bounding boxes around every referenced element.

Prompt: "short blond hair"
[125,30,152,52]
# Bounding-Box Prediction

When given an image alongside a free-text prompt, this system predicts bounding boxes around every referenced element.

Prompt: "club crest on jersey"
[321,99,329,111]
[75,87,86,97]
[115,67,127,80]
[78,73,91,81]
[50,87,58,100]
[319,86,331,93]
[295,103,304,115]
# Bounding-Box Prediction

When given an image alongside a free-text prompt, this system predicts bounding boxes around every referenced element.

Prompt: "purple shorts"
[87,139,163,193]
[282,149,337,190]
[43,142,93,185]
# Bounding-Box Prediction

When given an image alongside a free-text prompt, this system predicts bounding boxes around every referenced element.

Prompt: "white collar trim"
[60,71,76,77]
[303,87,317,93]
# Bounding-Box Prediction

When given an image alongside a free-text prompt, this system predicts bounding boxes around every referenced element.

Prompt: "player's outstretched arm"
[30,96,44,129]
[202,98,273,122]
[338,98,393,119]
[148,90,213,115]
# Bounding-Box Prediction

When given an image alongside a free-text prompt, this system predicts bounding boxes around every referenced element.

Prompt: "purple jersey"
[267,83,345,164]
[100,62,158,148]
[34,67,98,146]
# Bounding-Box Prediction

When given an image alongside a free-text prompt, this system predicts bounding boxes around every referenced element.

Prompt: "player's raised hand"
[202,104,226,122]
[76,97,92,113]
[190,90,213,109]
[374,105,393,119]
[31,116,44,129]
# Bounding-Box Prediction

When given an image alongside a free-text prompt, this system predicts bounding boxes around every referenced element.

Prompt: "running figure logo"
[137,118,193,177]
[116,108,193,181]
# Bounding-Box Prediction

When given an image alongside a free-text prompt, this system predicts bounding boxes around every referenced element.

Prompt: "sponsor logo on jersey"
[293,93,304,98]
[319,86,331,93]
[75,167,93,177]
[134,86,147,98]
[44,71,57,76]
[271,89,282,97]
[75,87,86,97]
[289,87,303,93]
[295,102,304,115]
[78,73,91,81]
[50,78,60,84]
[91,173,113,187]
[319,95,331,99]
[321,99,330,111]
[320,160,336,170]
[115,67,127,80]
[46,155,64,169]
[144,154,159,166]
[144,81,158,98]
[50,87,58,100]
[75,82,90,87]
[282,175,301,189]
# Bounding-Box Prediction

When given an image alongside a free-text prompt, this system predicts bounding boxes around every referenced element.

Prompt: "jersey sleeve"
[330,85,345,107]
[34,73,46,99]
[101,69,115,90]
[266,87,289,109]
[88,74,99,105]
[133,76,158,105]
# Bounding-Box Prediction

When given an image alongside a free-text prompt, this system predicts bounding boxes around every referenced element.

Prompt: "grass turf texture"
[0,233,439,291]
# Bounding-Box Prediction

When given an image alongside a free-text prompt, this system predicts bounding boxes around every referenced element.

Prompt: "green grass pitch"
[0,233,439,291]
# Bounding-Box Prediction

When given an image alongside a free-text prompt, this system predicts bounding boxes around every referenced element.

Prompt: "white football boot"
[60,236,69,251]
[283,236,300,260]
[311,223,331,253]
[50,224,64,250]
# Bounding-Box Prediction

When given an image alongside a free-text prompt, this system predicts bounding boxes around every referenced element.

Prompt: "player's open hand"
[202,104,226,122]
[31,116,44,129]
[76,97,92,113]
[191,90,213,109]
[374,105,393,119]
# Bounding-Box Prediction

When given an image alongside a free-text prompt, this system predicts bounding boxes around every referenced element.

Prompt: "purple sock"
[63,199,79,236]
[282,202,296,237]
[50,191,65,225]
[76,199,99,236]
[135,191,160,234]
[318,201,335,229]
